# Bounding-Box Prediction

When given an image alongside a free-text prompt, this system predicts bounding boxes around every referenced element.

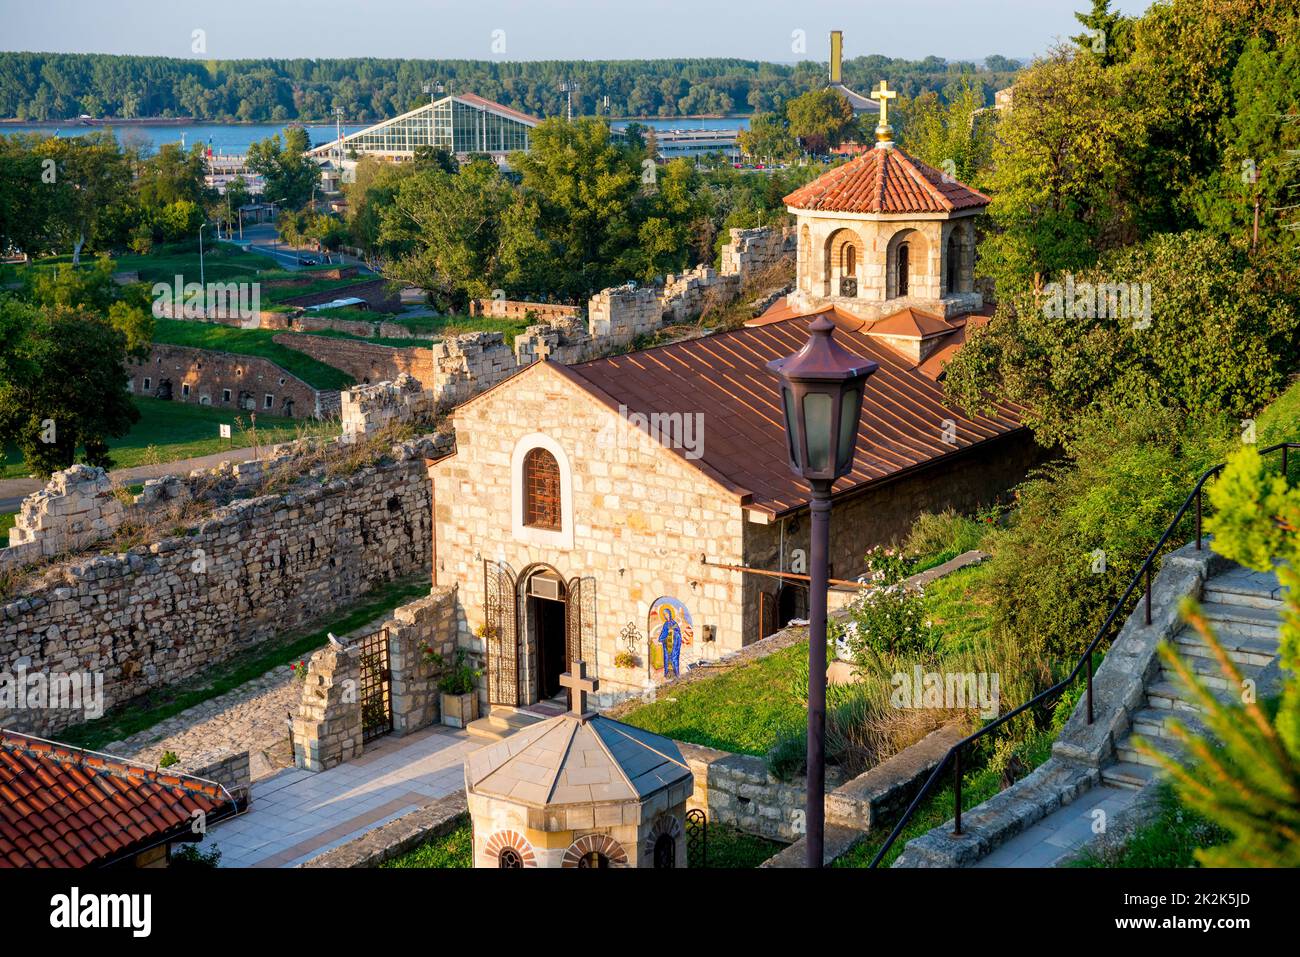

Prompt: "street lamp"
[198,222,207,289]
[767,314,877,868]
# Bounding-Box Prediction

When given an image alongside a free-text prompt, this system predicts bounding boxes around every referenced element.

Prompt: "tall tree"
[246,126,320,209]
[0,296,140,477]
[784,88,857,154]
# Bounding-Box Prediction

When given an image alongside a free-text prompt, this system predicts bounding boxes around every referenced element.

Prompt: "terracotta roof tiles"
[0,730,240,868]
[784,146,990,215]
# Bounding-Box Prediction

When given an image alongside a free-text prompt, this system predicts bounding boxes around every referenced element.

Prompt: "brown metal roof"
[563,312,1023,516]
[784,146,990,215]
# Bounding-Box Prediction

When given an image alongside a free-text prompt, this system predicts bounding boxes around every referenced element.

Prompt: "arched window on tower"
[523,448,561,530]
[897,242,910,298]
[944,231,961,295]
[839,243,858,296]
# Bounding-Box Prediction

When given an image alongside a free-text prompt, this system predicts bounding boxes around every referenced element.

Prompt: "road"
[236,224,376,274]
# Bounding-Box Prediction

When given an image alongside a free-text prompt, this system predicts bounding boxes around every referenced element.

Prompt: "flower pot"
[441,691,478,728]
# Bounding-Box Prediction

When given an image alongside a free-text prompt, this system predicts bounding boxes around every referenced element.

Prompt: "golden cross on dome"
[870,80,897,128]
[560,660,598,717]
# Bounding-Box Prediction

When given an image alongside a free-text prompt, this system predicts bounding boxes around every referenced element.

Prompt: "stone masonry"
[292,642,363,772]
[0,437,442,738]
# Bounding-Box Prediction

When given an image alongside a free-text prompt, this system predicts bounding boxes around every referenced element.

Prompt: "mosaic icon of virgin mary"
[648,598,693,679]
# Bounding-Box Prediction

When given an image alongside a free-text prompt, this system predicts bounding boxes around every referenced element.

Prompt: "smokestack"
[830,30,843,85]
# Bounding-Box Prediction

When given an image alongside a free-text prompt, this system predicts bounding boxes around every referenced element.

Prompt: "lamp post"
[198,222,207,289]
[767,314,877,867]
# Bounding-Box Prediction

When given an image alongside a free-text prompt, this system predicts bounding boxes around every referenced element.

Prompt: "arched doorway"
[521,566,568,703]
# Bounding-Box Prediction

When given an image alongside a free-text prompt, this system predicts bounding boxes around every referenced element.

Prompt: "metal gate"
[686,809,708,868]
[484,560,520,705]
[358,627,392,742]
[566,575,597,676]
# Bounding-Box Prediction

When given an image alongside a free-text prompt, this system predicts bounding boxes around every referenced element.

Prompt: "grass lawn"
[0,511,15,539]
[113,242,270,284]
[1068,784,1229,868]
[382,818,473,868]
[57,577,432,751]
[151,318,356,391]
[620,641,807,756]
[380,816,783,868]
[0,396,340,480]
[922,561,997,655]
[388,314,533,344]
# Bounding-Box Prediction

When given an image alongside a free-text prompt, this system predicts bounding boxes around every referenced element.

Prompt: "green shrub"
[979,400,1228,669]
[904,508,988,563]
[169,843,222,869]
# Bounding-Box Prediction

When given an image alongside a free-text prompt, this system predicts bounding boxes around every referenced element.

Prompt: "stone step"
[1100,761,1157,791]
[1115,730,1184,769]
[465,707,544,742]
[1146,676,1245,712]
[1173,625,1278,668]
[1173,653,1263,693]
[1202,565,1284,608]
[1130,705,1207,742]
[1198,600,1282,639]
[1203,584,1284,611]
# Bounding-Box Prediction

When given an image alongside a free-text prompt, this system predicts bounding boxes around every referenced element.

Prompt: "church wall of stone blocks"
[430,361,750,710]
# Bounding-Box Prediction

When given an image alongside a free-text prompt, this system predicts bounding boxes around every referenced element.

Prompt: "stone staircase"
[1099,564,1284,793]
[895,542,1288,868]
[465,706,544,743]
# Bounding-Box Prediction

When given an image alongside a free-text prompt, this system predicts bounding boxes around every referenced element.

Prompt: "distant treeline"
[0,52,1023,123]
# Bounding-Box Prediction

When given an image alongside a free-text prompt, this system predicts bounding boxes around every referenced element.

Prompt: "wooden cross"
[869,80,897,128]
[560,661,599,717]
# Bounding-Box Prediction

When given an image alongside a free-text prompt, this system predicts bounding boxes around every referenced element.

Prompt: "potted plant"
[437,650,482,728]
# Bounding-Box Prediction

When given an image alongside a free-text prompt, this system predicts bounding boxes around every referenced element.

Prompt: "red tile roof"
[558,312,1023,516]
[866,307,956,339]
[784,146,990,215]
[0,730,239,868]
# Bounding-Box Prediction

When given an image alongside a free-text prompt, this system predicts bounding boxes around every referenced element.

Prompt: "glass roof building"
[309,93,540,166]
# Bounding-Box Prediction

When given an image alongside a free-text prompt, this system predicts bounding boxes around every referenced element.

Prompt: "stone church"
[429,93,1040,713]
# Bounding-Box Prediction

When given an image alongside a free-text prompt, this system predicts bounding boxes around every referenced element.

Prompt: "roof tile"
[0,730,238,868]
[784,146,990,215]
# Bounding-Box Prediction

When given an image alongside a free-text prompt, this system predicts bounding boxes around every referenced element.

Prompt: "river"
[0,116,748,155]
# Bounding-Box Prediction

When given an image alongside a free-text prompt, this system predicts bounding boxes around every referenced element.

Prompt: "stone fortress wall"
[0,433,452,738]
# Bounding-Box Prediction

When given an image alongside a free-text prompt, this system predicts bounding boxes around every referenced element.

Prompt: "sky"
[0,0,1155,63]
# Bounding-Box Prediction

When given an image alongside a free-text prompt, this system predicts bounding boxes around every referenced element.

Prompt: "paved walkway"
[207,725,477,868]
[972,783,1139,868]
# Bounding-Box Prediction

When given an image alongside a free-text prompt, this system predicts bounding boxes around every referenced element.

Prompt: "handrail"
[867,441,1298,867]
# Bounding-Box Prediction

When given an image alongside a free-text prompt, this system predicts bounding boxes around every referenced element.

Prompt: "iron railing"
[867,441,1298,867]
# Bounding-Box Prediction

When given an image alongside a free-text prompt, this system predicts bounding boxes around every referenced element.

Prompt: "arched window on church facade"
[523,447,561,530]
[897,242,910,298]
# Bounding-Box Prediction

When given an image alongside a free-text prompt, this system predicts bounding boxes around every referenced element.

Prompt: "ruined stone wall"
[0,441,441,739]
[128,344,322,418]
[720,225,797,277]
[469,298,582,322]
[273,333,434,388]
[586,284,662,348]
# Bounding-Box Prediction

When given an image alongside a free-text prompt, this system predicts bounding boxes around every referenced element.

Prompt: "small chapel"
[429,83,1041,716]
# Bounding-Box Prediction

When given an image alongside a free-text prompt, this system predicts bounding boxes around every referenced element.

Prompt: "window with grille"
[523,448,561,530]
